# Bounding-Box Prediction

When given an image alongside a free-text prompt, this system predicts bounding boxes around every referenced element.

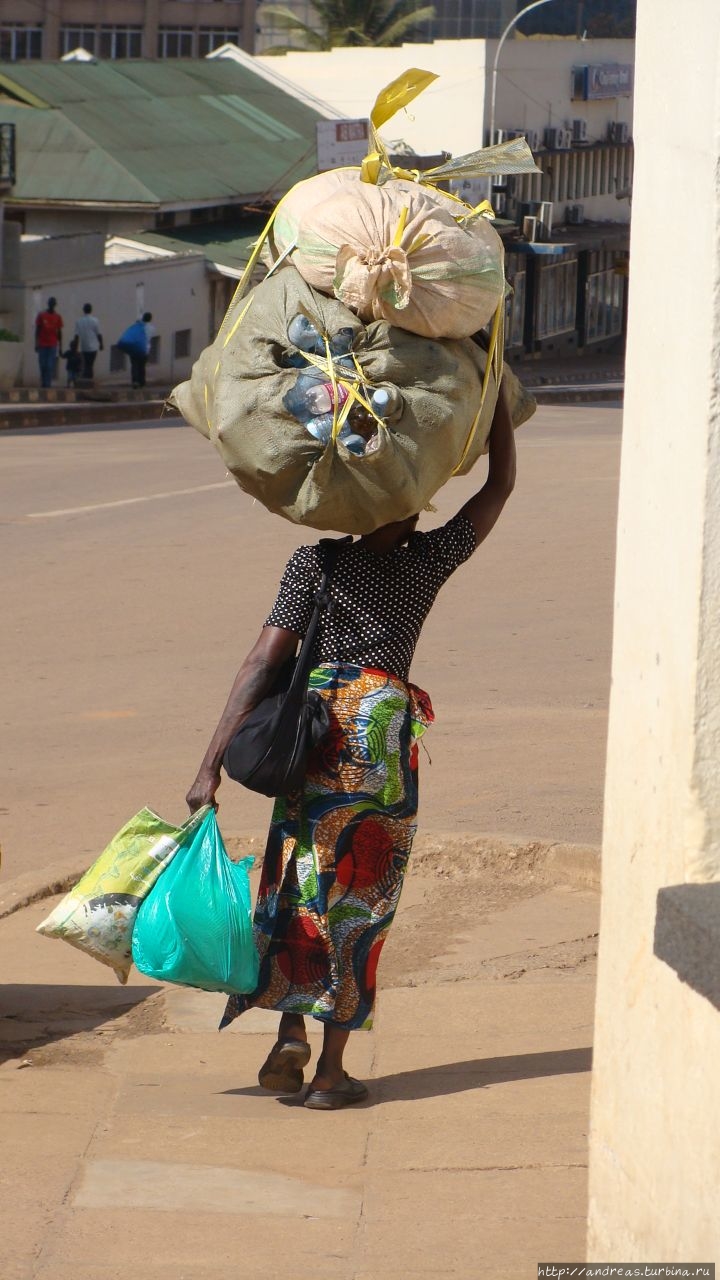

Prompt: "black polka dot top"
[265,513,477,681]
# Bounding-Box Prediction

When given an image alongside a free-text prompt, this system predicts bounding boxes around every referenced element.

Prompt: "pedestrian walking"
[118,312,155,388]
[61,336,82,387]
[186,377,517,1109]
[75,303,103,380]
[35,297,63,388]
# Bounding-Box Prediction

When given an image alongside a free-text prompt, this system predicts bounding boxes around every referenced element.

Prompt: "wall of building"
[2,238,210,386]
[0,0,256,59]
[488,36,634,143]
[588,0,720,1260]
[16,207,157,238]
[257,41,492,158]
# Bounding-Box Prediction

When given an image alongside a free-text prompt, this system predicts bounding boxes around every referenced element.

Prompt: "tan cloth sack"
[286,177,504,341]
[170,266,534,535]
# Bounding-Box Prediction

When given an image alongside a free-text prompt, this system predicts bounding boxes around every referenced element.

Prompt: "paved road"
[1,407,620,881]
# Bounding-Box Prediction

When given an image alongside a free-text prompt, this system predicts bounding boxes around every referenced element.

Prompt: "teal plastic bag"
[132,809,259,995]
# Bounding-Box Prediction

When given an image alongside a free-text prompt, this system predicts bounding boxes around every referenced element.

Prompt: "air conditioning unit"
[525,129,540,151]
[609,121,630,144]
[572,118,588,143]
[522,215,539,243]
[566,203,585,225]
[544,126,572,151]
[537,201,554,238]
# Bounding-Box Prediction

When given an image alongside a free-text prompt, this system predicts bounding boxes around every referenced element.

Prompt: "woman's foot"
[258,1039,311,1093]
[304,1073,368,1110]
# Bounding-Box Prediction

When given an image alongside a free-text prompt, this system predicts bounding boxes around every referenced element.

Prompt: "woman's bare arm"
[186,625,299,811]
[458,377,517,546]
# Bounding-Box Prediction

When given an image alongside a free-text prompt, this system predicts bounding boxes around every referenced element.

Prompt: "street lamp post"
[489,0,560,151]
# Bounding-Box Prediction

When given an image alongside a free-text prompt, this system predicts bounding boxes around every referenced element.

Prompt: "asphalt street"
[1,406,621,882]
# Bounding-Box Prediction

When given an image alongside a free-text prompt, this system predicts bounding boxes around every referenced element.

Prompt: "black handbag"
[222,538,348,798]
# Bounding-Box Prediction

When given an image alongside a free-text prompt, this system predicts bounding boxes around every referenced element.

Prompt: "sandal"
[303,1072,369,1111]
[258,1039,312,1093]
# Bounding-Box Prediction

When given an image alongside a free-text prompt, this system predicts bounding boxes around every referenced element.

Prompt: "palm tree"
[258,0,437,52]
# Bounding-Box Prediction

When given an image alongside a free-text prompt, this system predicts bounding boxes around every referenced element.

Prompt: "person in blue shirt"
[118,312,155,388]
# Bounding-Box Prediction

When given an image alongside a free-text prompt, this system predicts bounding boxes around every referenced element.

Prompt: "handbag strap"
[286,536,352,697]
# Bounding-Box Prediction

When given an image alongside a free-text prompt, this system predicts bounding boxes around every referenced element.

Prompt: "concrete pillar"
[588,0,720,1260]
[143,0,160,58]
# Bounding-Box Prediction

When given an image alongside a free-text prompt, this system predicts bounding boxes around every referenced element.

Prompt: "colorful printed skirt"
[220,664,434,1031]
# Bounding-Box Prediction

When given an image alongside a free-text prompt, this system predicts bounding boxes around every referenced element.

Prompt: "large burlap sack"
[171,266,533,535]
[288,178,504,341]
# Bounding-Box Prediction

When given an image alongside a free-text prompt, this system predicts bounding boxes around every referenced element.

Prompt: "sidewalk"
[1,837,598,1280]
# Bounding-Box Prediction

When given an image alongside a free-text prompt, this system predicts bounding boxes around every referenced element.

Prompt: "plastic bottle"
[341,433,367,455]
[287,314,322,352]
[305,414,334,444]
[305,381,349,416]
[328,327,355,357]
[370,385,403,420]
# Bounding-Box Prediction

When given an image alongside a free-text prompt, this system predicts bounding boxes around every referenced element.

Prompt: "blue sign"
[574,64,634,100]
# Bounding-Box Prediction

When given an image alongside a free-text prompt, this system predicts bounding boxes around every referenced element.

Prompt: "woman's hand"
[186,766,221,813]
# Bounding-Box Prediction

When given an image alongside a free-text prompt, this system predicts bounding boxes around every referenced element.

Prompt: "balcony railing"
[0,123,16,189]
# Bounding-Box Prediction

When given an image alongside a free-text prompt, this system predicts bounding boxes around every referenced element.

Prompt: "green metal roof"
[126,220,266,273]
[0,59,324,207]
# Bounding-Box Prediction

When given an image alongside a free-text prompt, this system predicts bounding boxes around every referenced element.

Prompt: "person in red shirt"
[35,297,63,388]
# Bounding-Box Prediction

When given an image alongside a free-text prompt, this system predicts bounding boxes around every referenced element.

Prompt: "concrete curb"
[0,400,180,429]
[0,832,601,924]
[0,384,623,430]
[531,385,623,404]
[0,861,87,921]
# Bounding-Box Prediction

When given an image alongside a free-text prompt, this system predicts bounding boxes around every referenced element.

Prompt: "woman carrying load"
[186,376,517,1110]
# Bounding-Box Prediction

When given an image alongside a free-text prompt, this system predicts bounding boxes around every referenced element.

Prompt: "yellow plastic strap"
[458,199,496,226]
[451,299,504,476]
[217,205,278,341]
[370,68,438,131]
[392,206,409,246]
[203,383,211,434]
[322,336,342,440]
[221,295,254,349]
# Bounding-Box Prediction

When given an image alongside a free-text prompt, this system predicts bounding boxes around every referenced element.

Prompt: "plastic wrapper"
[132,809,258,995]
[36,807,208,984]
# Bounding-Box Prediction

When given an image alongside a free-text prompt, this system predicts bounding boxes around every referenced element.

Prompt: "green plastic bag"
[131,809,259,995]
[36,806,210,984]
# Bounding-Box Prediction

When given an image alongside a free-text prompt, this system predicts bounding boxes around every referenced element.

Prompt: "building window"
[198,28,241,55]
[60,26,97,55]
[155,211,176,230]
[585,268,624,344]
[158,27,194,57]
[148,336,160,365]
[99,26,142,58]
[0,25,43,59]
[174,329,191,359]
[536,258,578,339]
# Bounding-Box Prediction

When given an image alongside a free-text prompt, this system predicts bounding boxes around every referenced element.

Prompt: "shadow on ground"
[223,1046,593,1108]
[0,983,161,1064]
